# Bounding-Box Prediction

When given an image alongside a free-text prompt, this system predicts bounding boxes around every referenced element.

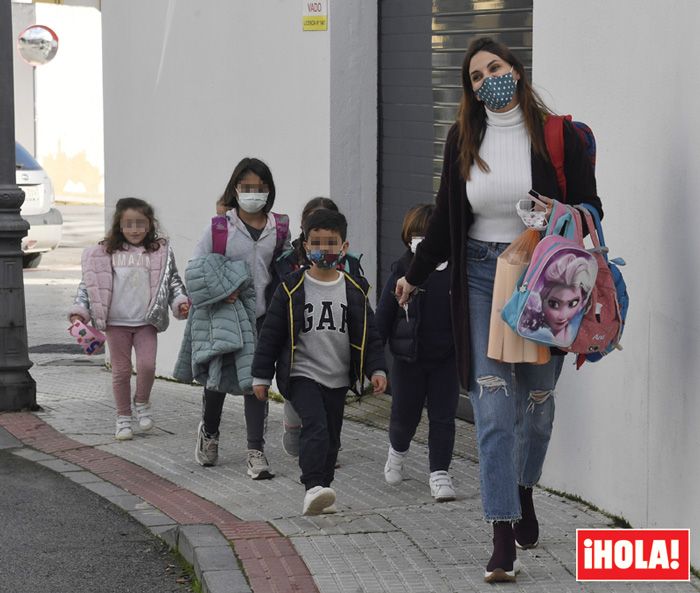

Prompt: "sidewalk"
[14,251,700,593]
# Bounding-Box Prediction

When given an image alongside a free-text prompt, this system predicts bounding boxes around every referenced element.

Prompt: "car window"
[15,143,41,171]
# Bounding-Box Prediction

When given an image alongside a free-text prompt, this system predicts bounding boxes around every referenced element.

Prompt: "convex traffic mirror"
[17,25,59,66]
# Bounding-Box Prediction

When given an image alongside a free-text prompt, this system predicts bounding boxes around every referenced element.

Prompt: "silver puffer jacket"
[69,240,189,332]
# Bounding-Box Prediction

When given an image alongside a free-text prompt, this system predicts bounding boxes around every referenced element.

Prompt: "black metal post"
[0,0,36,410]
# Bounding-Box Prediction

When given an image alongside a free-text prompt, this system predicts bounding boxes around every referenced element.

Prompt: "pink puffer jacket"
[69,240,188,332]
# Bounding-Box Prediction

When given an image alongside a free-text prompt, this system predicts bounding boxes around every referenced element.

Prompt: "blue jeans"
[467,238,565,522]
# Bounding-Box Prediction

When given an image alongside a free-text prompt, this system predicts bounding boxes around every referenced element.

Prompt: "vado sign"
[576,529,690,581]
[303,0,327,31]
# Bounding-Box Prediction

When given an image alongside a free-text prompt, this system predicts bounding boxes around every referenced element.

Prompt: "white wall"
[12,1,35,153]
[101,0,376,373]
[534,0,700,566]
[34,3,104,202]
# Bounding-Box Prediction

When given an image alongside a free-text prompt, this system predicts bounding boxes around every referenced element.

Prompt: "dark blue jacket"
[375,250,454,363]
[252,269,387,397]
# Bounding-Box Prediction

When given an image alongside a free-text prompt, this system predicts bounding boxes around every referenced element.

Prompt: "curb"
[0,415,319,593]
[3,431,251,593]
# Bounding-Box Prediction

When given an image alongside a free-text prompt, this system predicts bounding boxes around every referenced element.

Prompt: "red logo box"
[576,529,690,581]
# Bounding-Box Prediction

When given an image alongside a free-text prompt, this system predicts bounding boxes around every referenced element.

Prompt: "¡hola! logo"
[576,529,690,581]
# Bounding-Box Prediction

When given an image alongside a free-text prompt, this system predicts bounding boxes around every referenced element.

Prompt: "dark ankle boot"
[484,521,518,583]
[514,485,539,549]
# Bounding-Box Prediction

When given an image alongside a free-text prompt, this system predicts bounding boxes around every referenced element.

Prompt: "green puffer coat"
[173,254,256,394]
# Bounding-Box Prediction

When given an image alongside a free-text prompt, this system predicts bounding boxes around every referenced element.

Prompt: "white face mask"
[237,192,268,213]
[410,235,448,271]
[409,236,424,254]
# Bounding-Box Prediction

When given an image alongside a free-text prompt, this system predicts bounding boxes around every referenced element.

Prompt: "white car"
[16,142,63,267]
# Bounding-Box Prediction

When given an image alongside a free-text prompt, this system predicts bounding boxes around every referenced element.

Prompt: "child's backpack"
[544,114,596,201]
[571,204,628,367]
[501,201,598,349]
[211,212,289,257]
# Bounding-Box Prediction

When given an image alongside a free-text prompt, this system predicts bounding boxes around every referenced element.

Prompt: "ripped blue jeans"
[467,238,564,522]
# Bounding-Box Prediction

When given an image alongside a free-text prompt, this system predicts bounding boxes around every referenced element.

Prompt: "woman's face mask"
[409,236,424,254]
[475,67,517,111]
[237,192,268,213]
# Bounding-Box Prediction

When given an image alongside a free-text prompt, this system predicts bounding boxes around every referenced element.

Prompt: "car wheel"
[23,253,42,268]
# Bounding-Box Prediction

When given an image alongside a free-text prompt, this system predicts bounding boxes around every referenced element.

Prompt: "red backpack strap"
[544,114,571,201]
[211,215,228,255]
[272,213,290,256]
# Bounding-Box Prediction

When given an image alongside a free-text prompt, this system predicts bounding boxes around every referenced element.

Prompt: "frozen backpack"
[501,201,598,349]
[571,203,628,367]
[211,212,289,257]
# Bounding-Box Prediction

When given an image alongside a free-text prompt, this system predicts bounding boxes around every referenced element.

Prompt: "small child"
[374,204,460,501]
[252,209,387,515]
[69,197,189,440]
[274,196,364,457]
[189,157,291,479]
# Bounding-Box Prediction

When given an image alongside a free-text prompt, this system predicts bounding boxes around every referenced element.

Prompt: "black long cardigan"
[405,121,603,388]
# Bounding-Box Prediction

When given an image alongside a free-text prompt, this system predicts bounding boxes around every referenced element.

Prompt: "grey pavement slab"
[201,569,252,593]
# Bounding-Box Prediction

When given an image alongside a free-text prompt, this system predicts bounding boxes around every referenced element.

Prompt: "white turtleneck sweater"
[466,105,531,243]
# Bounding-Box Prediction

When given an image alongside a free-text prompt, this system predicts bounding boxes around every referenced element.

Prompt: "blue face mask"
[307,250,343,270]
[475,68,517,111]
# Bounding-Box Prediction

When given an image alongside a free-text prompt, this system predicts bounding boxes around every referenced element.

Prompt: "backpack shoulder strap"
[211,215,228,255]
[272,213,290,256]
[544,114,571,201]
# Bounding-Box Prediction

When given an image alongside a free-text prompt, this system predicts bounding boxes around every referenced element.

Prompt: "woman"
[395,37,602,583]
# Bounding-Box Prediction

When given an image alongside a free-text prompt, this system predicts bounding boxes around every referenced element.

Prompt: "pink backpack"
[501,201,598,349]
[211,212,289,257]
[560,205,622,366]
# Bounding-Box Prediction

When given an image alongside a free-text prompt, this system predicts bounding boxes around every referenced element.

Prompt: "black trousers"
[389,355,460,472]
[286,376,347,490]
[201,315,267,450]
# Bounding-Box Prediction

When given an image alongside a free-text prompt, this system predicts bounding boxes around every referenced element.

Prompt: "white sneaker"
[302,486,336,516]
[194,421,219,467]
[321,504,338,514]
[133,402,154,431]
[384,446,406,485]
[246,449,274,480]
[429,470,456,502]
[115,415,133,441]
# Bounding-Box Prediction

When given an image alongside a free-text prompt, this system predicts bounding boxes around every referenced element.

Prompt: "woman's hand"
[178,302,191,316]
[224,289,240,304]
[395,276,416,307]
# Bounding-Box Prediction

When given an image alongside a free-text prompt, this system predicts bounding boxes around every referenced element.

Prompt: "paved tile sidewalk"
[19,252,700,593]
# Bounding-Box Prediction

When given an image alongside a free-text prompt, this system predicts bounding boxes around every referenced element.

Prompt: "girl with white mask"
[190,157,291,480]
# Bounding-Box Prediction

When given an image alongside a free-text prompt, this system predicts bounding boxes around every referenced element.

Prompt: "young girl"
[374,204,460,502]
[275,197,364,456]
[190,157,291,479]
[69,197,189,440]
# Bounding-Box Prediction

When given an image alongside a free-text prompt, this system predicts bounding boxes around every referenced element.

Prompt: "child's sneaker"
[194,421,219,467]
[133,402,154,431]
[115,415,133,441]
[246,449,274,480]
[384,446,406,485]
[429,470,456,502]
[302,486,336,516]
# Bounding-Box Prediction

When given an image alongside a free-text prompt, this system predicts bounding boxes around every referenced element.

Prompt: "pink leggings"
[106,325,158,416]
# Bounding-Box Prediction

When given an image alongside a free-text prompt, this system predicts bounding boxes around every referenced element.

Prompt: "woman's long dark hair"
[294,197,339,263]
[221,157,276,212]
[458,36,552,180]
[102,197,162,254]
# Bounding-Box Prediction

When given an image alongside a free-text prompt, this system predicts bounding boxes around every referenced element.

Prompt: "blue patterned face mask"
[307,250,344,270]
[475,67,517,111]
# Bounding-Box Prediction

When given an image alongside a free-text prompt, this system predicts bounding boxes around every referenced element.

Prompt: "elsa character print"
[519,252,597,347]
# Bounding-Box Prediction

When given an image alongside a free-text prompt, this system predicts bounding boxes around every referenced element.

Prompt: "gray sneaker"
[195,421,219,467]
[246,449,274,480]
